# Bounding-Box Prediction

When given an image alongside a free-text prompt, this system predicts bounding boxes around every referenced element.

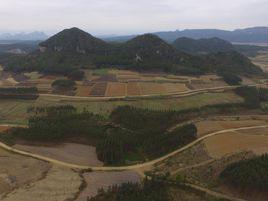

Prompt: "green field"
[0,92,243,125]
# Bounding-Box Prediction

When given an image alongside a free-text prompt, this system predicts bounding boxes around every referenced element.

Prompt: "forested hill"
[0,27,262,76]
[39,27,111,54]
[172,37,235,54]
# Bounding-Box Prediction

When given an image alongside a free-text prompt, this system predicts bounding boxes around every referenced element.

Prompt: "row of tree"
[0,87,39,99]
[220,154,268,189]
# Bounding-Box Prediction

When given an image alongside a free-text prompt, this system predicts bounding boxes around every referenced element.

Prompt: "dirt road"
[0,125,267,171]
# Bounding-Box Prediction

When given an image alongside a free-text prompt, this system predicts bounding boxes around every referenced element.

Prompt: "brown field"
[0,126,11,132]
[76,85,92,96]
[126,82,142,96]
[89,82,107,96]
[2,166,82,201]
[140,82,166,95]
[163,83,189,93]
[14,143,103,167]
[105,82,126,97]
[0,148,51,197]
[196,119,268,137]
[204,130,268,158]
[78,171,140,200]
[189,79,228,90]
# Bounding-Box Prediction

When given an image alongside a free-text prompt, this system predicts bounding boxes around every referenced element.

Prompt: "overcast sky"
[0,0,267,35]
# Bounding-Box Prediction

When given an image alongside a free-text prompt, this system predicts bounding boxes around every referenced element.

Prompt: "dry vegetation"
[2,166,82,201]
[204,129,268,158]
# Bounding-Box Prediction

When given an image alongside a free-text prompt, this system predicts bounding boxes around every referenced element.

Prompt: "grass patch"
[92,68,110,76]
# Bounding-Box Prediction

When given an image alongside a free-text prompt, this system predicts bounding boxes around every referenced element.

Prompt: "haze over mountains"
[0,32,48,41]
[1,27,268,44]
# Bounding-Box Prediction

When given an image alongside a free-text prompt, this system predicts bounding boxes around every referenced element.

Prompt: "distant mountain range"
[172,37,235,54]
[0,32,48,41]
[1,27,262,76]
[104,27,268,44]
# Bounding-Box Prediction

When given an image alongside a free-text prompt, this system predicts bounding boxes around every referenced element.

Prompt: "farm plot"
[75,85,92,97]
[105,82,126,97]
[189,77,228,89]
[0,148,51,197]
[204,129,268,158]
[163,83,189,93]
[78,171,140,200]
[140,82,166,95]
[196,119,268,137]
[2,166,82,201]
[112,70,141,82]
[89,83,107,96]
[126,82,141,96]
[13,143,103,167]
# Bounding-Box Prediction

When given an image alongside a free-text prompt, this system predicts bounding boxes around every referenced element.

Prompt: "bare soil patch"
[78,171,141,200]
[0,148,51,197]
[2,166,82,201]
[14,143,103,167]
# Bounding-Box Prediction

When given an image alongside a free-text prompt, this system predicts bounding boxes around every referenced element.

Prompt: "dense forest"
[220,154,268,189]
[6,105,197,164]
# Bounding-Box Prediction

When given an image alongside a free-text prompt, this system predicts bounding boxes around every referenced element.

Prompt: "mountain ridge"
[104,26,268,43]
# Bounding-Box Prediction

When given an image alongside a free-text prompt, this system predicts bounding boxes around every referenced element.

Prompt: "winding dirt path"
[0,125,268,171]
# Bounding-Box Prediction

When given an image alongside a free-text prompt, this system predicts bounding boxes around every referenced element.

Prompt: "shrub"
[68,70,85,80]
[220,154,268,189]
[220,73,242,85]
[235,86,260,108]
[52,79,76,90]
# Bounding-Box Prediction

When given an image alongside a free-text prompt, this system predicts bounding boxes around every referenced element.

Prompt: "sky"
[0,0,267,35]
